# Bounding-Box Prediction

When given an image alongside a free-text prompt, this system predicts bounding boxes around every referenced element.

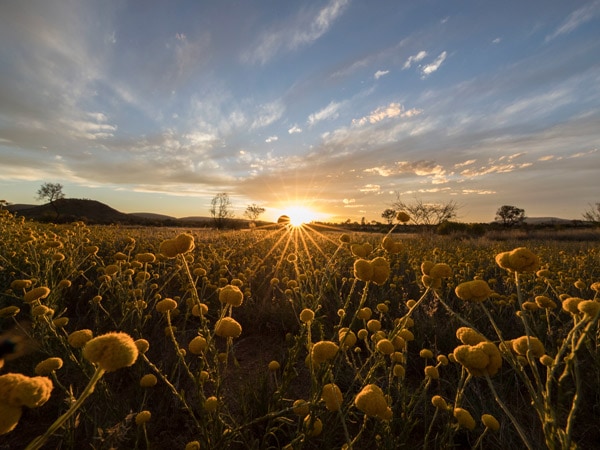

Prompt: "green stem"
[26,366,106,450]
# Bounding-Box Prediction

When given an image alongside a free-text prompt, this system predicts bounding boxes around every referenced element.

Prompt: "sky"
[1,0,599,224]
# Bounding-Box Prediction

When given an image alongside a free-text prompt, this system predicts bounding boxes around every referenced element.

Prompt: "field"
[1,209,599,450]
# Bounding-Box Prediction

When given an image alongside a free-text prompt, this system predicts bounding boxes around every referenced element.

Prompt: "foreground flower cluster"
[0,208,599,449]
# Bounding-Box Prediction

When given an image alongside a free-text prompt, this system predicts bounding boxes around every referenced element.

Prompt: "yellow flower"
[453,341,502,377]
[299,308,315,323]
[292,399,309,417]
[204,396,218,412]
[214,317,242,338]
[370,257,390,285]
[455,280,493,303]
[535,295,557,309]
[454,407,476,430]
[311,341,339,364]
[562,297,584,314]
[189,336,209,354]
[185,441,201,450]
[382,236,402,254]
[140,374,158,388]
[321,383,343,411]
[34,357,63,376]
[429,263,452,279]
[135,339,150,354]
[159,233,195,258]
[354,258,373,282]
[23,286,51,303]
[156,298,178,313]
[424,365,439,379]
[82,332,139,372]
[0,403,22,435]
[512,336,545,358]
[481,413,500,431]
[303,415,323,437]
[10,280,32,290]
[396,211,410,223]
[136,253,156,263]
[0,306,20,318]
[392,364,405,378]
[419,349,434,359]
[135,410,152,425]
[456,327,487,345]
[357,307,372,320]
[338,328,357,349]
[219,285,244,307]
[68,329,94,348]
[376,339,395,355]
[0,373,53,408]
[431,395,448,410]
[351,244,369,258]
[268,360,280,371]
[354,384,389,419]
[367,319,382,332]
[495,247,540,273]
[577,300,600,319]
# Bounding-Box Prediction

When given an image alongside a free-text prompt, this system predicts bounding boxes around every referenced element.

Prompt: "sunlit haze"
[1,1,599,223]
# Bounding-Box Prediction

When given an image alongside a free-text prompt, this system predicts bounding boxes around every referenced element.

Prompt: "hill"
[9,198,135,224]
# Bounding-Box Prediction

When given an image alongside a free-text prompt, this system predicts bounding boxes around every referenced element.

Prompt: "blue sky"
[1,0,599,223]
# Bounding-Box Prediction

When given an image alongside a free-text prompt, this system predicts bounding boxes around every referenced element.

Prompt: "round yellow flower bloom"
[268,360,280,371]
[135,339,150,354]
[495,247,540,273]
[376,339,395,355]
[34,357,63,376]
[136,253,156,264]
[189,336,209,354]
[453,341,502,377]
[455,280,493,303]
[354,258,373,282]
[424,365,439,379]
[140,374,158,388]
[311,341,339,364]
[393,364,405,378]
[535,295,557,309]
[10,280,32,290]
[214,317,242,338]
[299,308,315,323]
[454,407,476,430]
[429,263,453,279]
[292,399,309,417]
[577,300,600,319]
[481,413,500,431]
[367,319,382,332]
[357,307,372,320]
[456,327,487,345]
[68,329,94,348]
[204,396,218,412]
[0,373,53,408]
[0,403,22,435]
[185,441,201,450]
[82,332,139,372]
[135,410,151,425]
[396,211,410,223]
[420,349,434,359]
[338,328,357,349]
[382,236,402,254]
[431,395,448,410]
[219,285,244,307]
[421,261,435,275]
[23,286,51,303]
[351,244,369,258]
[562,297,584,314]
[0,306,20,318]
[371,257,390,285]
[156,298,178,313]
[303,415,323,437]
[512,336,545,358]
[354,384,389,419]
[159,233,195,258]
[321,383,343,411]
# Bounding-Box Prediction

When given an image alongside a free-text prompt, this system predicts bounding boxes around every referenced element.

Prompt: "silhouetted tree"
[244,203,265,222]
[582,202,600,224]
[381,208,396,225]
[37,183,65,219]
[495,205,526,227]
[392,195,459,225]
[210,193,234,229]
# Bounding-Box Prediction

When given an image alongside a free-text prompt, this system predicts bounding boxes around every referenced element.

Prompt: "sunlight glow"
[283,206,319,226]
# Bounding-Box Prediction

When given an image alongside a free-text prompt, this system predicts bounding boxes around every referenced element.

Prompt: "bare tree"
[244,203,265,222]
[381,208,396,225]
[582,202,600,223]
[37,182,65,218]
[210,193,234,229]
[392,195,459,225]
[495,205,526,227]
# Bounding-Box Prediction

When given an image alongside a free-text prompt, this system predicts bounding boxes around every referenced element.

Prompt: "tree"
[392,195,459,226]
[381,208,396,225]
[495,205,526,227]
[582,202,600,224]
[37,182,65,218]
[210,193,234,229]
[244,203,265,222]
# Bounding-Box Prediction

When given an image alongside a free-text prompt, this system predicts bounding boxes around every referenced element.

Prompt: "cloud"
[265,136,278,143]
[307,100,342,125]
[546,1,600,42]
[421,51,447,77]
[403,51,427,69]
[492,37,501,44]
[242,0,349,64]
[288,125,302,134]
[250,100,285,129]
[360,184,381,193]
[374,69,390,79]
[352,103,422,126]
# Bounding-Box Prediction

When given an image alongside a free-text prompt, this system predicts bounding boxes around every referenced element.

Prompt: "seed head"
[82,332,139,372]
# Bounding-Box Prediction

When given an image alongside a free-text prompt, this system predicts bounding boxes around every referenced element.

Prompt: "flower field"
[1,209,599,449]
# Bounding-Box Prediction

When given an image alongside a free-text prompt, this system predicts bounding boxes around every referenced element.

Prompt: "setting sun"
[281,206,319,226]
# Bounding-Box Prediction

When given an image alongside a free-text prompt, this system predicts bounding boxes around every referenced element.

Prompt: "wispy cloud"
[403,50,427,69]
[421,51,447,77]
[307,100,342,125]
[546,0,600,42]
[265,136,278,143]
[242,0,349,64]
[374,69,390,79]
[288,125,303,134]
[352,103,422,126]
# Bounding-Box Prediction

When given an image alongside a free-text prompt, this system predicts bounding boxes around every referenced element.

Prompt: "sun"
[281,206,318,226]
